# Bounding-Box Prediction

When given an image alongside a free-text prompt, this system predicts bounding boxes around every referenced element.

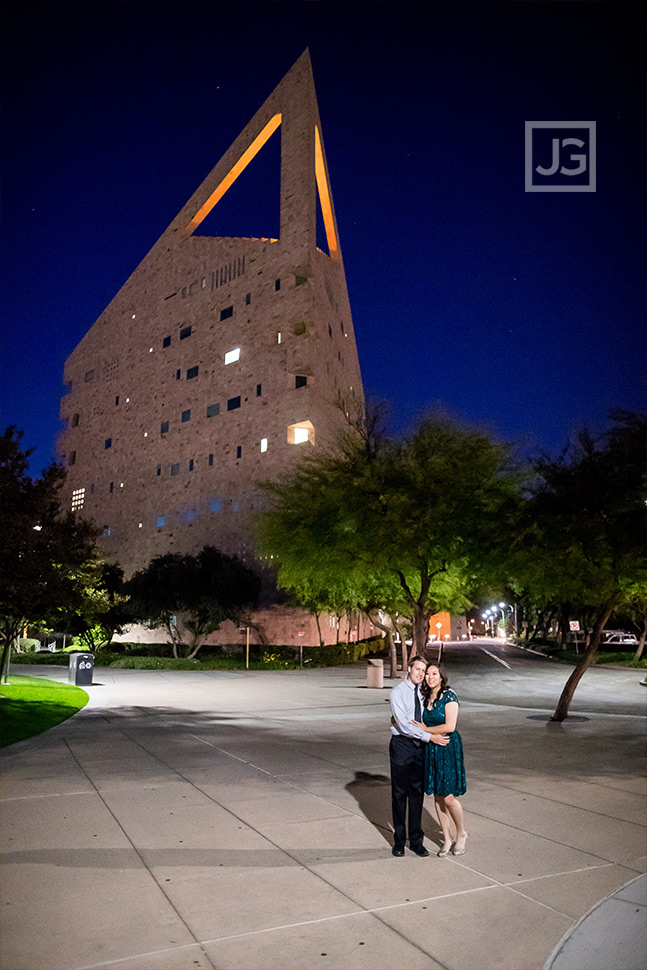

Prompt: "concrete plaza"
[1,651,646,970]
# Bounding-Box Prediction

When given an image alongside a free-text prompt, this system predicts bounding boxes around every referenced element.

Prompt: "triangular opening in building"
[316,188,330,256]
[193,124,281,241]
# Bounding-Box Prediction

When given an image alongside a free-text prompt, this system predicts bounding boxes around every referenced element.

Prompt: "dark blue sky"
[2,1,645,474]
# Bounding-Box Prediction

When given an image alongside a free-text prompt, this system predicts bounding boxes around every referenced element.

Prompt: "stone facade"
[58,52,374,647]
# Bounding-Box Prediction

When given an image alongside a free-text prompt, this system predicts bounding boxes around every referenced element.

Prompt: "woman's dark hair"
[421,662,450,703]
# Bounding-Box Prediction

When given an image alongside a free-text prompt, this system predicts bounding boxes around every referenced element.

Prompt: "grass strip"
[0,676,89,748]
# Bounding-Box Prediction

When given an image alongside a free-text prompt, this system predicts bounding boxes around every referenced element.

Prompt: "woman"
[412,662,468,857]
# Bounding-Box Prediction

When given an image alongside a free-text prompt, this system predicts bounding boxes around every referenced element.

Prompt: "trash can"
[366,658,384,689]
[68,652,94,686]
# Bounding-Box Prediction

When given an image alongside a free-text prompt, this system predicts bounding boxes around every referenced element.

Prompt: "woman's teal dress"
[422,689,466,797]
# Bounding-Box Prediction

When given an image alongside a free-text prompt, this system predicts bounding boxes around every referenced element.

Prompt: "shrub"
[18,638,41,653]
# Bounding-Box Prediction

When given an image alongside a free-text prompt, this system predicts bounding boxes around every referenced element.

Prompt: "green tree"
[126,546,261,658]
[524,412,647,720]
[259,415,520,655]
[0,427,100,679]
[61,562,135,652]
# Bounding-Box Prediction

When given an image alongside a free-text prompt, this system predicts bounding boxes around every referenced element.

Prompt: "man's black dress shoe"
[391,847,405,857]
[410,844,430,857]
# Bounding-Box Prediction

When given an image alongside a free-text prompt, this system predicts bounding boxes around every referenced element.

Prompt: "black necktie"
[414,688,422,722]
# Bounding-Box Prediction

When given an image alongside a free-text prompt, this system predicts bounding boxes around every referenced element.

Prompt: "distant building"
[58,52,371,646]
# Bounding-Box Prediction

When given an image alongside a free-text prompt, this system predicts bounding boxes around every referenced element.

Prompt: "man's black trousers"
[389,735,425,849]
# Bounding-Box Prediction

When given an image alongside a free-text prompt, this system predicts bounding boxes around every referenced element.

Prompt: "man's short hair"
[408,655,426,667]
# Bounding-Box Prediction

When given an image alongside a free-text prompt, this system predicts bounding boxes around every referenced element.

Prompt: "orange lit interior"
[182,113,282,237]
[314,125,339,258]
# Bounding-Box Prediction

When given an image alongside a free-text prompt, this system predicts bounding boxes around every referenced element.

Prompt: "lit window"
[104,438,112,449]
[287,421,315,445]
[260,438,268,453]
[277,332,282,344]
[210,499,221,512]
[161,421,169,434]
[227,396,241,411]
[103,527,111,536]
[224,348,240,365]
[149,347,153,353]
[138,522,143,528]
[156,516,165,527]
[187,509,196,521]
[171,463,180,476]
[181,409,191,422]
[295,375,307,389]
[220,306,234,320]
[187,366,198,380]
[206,403,220,418]
[71,487,85,511]
[180,325,192,340]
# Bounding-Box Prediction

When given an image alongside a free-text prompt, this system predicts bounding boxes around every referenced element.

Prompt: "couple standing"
[389,655,468,858]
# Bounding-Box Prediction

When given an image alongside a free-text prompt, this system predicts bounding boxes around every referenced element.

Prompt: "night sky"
[2,1,645,475]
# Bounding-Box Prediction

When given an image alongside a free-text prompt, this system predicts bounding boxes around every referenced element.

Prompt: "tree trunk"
[551,607,612,721]
[412,606,430,656]
[313,611,324,648]
[366,611,398,677]
[634,620,647,661]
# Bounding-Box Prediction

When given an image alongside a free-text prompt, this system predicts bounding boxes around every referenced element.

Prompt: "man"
[389,655,448,857]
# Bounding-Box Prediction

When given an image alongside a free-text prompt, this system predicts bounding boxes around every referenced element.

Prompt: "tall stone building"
[58,52,368,645]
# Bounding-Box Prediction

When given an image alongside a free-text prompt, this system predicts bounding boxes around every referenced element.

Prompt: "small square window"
[71,413,80,427]
[206,403,220,418]
[161,421,169,434]
[171,463,180,476]
[68,450,76,466]
[256,383,262,396]
[176,369,181,380]
[208,453,214,466]
[162,335,171,348]
[187,508,196,521]
[295,375,308,389]
[115,396,120,406]
[84,369,95,382]
[105,438,112,449]
[156,516,165,527]
[187,365,199,380]
[156,466,161,476]
[180,325,192,340]
[245,293,251,305]
[287,421,315,446]
[224,347,240,365]
[181,409,191,422]
[260,437,268,453]
[236,446,242,459]
[220,306,234,320]
[227,396,241,411]
[210,499,221,512]
[275,279,281,291]
[189,459,194,471]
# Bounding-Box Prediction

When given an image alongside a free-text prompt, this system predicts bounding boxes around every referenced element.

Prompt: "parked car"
[602,632,638,645]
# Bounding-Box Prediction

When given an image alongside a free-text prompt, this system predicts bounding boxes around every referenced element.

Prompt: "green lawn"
[0,676,89,748]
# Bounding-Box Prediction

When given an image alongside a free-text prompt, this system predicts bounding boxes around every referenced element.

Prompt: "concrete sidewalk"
[1,664,645,970]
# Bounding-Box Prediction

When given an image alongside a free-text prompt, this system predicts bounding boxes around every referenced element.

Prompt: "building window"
[256,383,262,396]
[236,446,242,459]
[161,421,169,434]
[156,516,165,527]
[287,420,315,446]
[275,279,281,291]
[105,438,112,449]
[245,292,251,305]
[340,321,345,334]
[277,332,282,344]
[295,375,308,389]
[295,275,307,286]
[260,437,268,453]
[109,482,114,493]
[187,365,199,380]
[187,508,196,522]
[206,403,220,418]
[210,499,221,512]
[208,453,214,466]
[220,306,234,320]
[189,459,194,471]
[71,413,80,427]
[176,369,181,380]
[68,451,76,466]
[328,325,332,338]
[103,527,111,536]
[156,466,161,476]
[181,410,190,423]
[180,325,192,340]
[163,335,171,348]
[171,463,180,476]
[115,395,120,406]
[224,347,240,365]
[71,487,85,511]
[227,396,241,411]
[84,370,95,382]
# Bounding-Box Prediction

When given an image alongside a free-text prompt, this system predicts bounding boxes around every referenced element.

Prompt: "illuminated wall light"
[277,332,282,344]
[131,314,136,319]
[149,347,153,353]
[224,347,241,365]
[138,522,143,528]
[126,397,130,403]
[143,432,148,438]
[120,482,124,488]
[260,438,268,453]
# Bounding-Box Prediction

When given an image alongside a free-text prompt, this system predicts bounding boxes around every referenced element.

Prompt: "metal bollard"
[366,658,384,689]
